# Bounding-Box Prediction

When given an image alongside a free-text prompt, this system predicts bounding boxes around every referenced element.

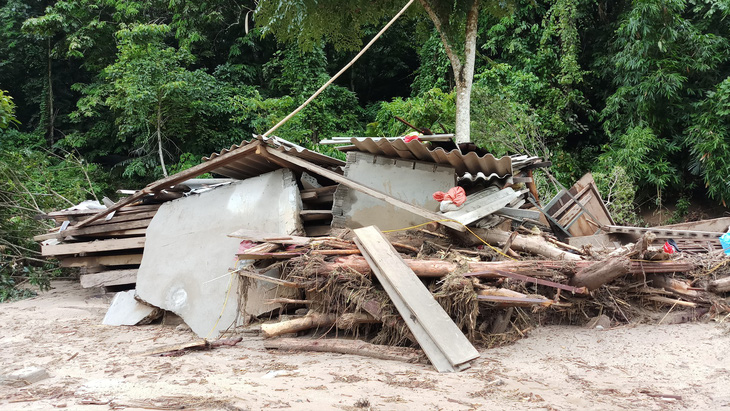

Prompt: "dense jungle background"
[1,0,730,298]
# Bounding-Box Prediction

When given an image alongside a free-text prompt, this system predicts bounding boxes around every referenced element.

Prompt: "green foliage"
[595,126,679,202]
[686,77,730,205]
[231,46,364,144]
[592,165,643,227]
[254,0,405,52]
[0,90,20,130]
[0,146,110,301]
[411,32,451,95]
[367,88,455,137]
[71,23,246,179]
[470,64,546,157]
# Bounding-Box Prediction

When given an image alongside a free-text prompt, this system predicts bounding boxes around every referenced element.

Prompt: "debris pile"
[35,135,730,372]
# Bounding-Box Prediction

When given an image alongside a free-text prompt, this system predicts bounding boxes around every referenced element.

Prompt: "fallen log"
[708,276,730,293]
[135,337,243,357]
[454,228,582,260]
[569,256,631,291]
[261,312,377,338]
[318,256,692,279]
[477,287,553,307]
[263,338,424,364]
[648,274,713,302]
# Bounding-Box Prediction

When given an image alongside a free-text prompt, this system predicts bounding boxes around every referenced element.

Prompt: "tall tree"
[75,24,223,178]
[255,0,510,144]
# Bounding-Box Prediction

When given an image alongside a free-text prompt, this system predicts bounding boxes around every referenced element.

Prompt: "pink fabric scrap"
[432,186,467,207]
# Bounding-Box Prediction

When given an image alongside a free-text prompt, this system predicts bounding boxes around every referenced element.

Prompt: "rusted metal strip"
[477,295,552,305]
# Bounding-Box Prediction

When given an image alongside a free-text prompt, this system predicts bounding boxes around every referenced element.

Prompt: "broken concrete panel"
[136,168,303,339]
[332,152,456,230]
[2,367,49,386]
[102,290,161,326]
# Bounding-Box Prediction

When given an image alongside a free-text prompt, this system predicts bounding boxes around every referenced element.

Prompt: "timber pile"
[35,188,191,288]
[231,223,730,363]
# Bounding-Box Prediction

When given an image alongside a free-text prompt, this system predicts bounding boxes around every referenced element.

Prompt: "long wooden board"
[42,237,145,256]
[264,147,465,232]
[59,254,143,268]
[34,218,152,241]
[80,269,138,288]
[354,226,479,372]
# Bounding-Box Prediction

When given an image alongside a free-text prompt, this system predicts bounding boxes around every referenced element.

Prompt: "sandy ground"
[0,281,729,411]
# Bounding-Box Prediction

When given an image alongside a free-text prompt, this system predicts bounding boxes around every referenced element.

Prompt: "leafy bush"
[0,146,109,301]
[367,88,455,137]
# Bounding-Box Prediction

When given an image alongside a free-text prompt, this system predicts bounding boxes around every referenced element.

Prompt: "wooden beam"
[42,237,145,256]
[299,210,333,221]
[75,140,263,227]
[80,269,138,288]
[264,147,465,232]
[59,254,143,268]
[34,218,152,241]
[354,226,479,372]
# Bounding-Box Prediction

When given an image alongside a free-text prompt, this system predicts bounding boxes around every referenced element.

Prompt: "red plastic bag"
[403,132,421,143]
[432,186,467,207]
[663,241,675,254]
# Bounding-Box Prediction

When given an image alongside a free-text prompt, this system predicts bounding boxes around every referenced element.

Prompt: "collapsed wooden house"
[35,134,730,372]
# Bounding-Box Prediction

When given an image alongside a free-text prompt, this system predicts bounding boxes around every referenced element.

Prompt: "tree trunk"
[260,312,376,338]
[454,228,582,260]
[263,338,424,364]
[419,0,479,145]
[156,99,168,177]
[569,256,631,291]
[317,256,691,280]
[708,276,730,293]
[47,38,54,146]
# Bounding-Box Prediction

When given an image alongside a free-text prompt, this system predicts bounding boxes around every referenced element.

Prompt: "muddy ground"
[0,281,728,411]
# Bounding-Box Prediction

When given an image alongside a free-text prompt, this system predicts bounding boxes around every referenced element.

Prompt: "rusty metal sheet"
[203,136,345,179]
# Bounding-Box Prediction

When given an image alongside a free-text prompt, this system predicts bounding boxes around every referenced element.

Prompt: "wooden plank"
[354,237,454,372]
[299,210,333,221]
[75,140,263,227]
[59,254,143,268]
[34,218,152,241]
[80,269,138,288]
[557,192,592,227]
[227,228,313,245]
[265,147,465,232]
[85,210,157,226]
[354,226,479,372]
[42,237,145,256]
[82,228,147,238]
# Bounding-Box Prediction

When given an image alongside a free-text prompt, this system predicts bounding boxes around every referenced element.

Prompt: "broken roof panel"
[336,137,515,177]
[203,135,346,180]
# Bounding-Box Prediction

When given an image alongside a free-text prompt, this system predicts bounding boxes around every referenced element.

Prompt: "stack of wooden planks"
[36,203,161,288]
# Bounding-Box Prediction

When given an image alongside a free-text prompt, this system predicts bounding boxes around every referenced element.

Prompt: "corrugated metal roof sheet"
[337,137,519,177]
[202,136,345,180]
